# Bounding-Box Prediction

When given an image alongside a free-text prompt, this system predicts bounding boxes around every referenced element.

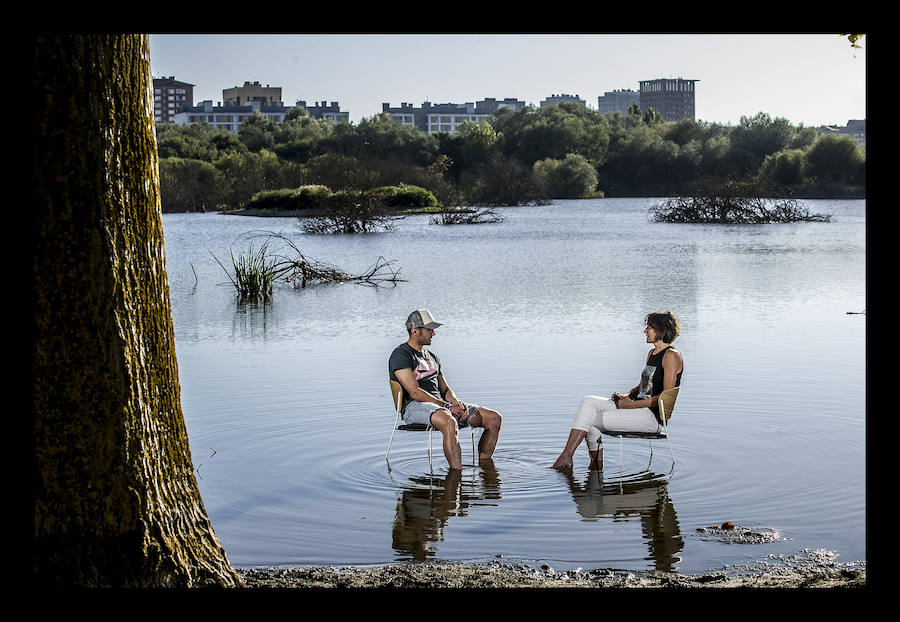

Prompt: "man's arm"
[394,368,450,407]
[437,373,468,420]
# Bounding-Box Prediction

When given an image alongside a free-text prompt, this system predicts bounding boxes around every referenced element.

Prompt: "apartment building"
[382,98,525,134]
[540,93,586,108]
[597,89,639,115]
[174,100,289,132]
[222,81,283,106]
[638,78,698,122]
[819,119,866,147]
[297,100,350,124]
[153,76,194,124]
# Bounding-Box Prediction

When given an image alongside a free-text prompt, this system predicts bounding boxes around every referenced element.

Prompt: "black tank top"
[637,346,683,415]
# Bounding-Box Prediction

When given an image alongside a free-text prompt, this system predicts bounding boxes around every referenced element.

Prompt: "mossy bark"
[33,34,242,587]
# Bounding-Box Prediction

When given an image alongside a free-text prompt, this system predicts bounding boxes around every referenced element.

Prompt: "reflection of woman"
[554,469,684,571]
[551,312,684,470]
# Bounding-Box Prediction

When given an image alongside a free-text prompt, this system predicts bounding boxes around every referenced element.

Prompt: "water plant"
[212,232,404,299]
[210,242,276,301]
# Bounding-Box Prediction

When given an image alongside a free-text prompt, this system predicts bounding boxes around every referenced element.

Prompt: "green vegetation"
[210,243,276,302]
[244,183,437,213]
[156,105,865,213]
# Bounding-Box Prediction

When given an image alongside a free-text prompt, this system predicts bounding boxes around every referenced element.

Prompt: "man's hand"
[449,400,468,420]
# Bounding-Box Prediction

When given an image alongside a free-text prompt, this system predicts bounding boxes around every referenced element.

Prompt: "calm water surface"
[162,198,865,574]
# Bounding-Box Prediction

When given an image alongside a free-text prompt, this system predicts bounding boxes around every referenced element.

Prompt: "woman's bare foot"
[550,429,588,469]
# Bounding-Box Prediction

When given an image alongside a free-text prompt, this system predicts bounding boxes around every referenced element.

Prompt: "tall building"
[153,76,194,124]
[222,81,283,106]
[638,78,698,122]
[382,98,525,135]
[540,93,586,108]
[597,89,639,115]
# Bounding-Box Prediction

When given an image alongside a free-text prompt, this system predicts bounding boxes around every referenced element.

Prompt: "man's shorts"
[402,400,480,429]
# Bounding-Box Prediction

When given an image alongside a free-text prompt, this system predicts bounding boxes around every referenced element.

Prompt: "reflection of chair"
[385,380,476,472]
[604,387,679,476]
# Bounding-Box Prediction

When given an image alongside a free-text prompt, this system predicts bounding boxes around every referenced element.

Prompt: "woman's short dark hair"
[645,311,681,343]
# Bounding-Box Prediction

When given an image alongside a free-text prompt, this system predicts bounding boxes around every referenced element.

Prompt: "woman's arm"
[617,349,682,409]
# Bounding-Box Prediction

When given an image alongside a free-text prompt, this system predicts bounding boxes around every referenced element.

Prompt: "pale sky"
[149,33,866,128]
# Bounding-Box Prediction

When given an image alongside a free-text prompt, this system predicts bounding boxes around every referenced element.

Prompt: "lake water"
[162,198,866,575]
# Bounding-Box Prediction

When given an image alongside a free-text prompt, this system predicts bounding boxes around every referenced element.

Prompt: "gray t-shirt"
[388,342,443,413]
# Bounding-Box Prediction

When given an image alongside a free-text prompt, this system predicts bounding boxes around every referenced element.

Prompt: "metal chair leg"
[386,410,400,462]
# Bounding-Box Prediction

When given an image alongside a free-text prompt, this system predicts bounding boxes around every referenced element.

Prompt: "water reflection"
[555,469,683,571]
[231,299,273,340]
[392,461,502,561]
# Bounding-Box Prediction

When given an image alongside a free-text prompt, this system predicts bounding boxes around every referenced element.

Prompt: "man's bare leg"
[430,409,462,470]
[550,428,587,469]
[469,407,502,461]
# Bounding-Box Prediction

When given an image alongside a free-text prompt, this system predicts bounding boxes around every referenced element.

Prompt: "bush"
[533,153,599,199]
[245,188,302,211]
[372,184,438,208]
[159,157,224,212]
[292,185,332,209]
[299,190,403,234]
[245,185,333,211]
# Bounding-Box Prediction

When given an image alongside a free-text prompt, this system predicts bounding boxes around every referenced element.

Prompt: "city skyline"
[149,34,866,128]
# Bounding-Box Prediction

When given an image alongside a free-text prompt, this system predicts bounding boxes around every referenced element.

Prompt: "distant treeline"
[156,103,865,212]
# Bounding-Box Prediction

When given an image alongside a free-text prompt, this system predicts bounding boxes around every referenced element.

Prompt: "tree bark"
[33,34,242,587]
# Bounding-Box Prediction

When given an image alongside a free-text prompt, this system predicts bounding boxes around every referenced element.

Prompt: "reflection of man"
[389,309,502,470]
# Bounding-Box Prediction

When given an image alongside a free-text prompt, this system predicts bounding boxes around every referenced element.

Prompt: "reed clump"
[211,243,276,302]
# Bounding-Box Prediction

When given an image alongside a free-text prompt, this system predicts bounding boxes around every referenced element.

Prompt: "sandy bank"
[237,560,865,589]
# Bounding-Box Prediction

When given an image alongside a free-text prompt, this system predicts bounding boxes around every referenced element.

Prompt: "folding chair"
[604,386,679,477]
[385,380,476,472]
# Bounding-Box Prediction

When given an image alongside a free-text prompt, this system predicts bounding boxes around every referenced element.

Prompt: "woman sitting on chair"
[550,311,684,470]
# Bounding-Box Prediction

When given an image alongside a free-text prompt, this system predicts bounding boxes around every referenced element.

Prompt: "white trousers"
[571,395,661,452]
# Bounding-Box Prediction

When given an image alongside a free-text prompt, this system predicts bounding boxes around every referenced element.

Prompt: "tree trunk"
[33,34,242,587]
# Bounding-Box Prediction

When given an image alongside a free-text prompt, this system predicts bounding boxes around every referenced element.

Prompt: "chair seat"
[606,430,667,439]
[397,423,431,431]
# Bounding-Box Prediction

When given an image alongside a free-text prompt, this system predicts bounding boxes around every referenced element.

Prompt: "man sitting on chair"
[389,309,503,470]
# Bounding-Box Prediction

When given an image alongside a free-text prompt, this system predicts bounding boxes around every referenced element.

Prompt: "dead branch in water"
[649,181,831,224]
[429,207,505,225]
[235,231,404,289]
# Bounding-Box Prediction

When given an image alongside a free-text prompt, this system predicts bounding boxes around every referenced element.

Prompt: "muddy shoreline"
[236,559,865,589]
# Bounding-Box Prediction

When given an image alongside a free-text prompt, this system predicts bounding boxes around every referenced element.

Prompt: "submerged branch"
[429,207,505,225]
[220,231,405,292]
[649,181,831,224]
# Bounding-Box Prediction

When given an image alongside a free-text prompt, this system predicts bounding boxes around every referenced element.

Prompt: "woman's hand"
[616,395,637,409]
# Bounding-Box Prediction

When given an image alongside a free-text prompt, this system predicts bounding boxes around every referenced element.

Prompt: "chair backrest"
[658,386,680,421]
[389,379,403,413]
